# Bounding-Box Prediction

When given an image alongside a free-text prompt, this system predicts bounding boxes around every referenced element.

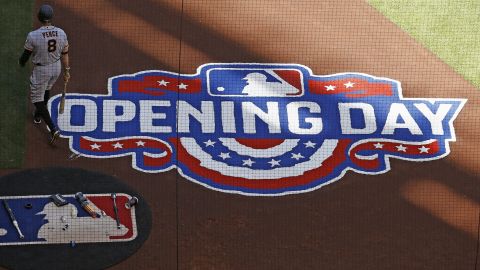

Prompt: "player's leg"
[31,67,47,124]
[30,66,58,138]
[44,89,50,105]
[45,62,62,144]
[33,102,56,132]
[33,87,51,123]
[45,62,60,106]
[35,89,51,123]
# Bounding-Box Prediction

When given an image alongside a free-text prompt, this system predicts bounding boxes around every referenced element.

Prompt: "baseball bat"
[2,200,24,239]
[111,193,121,229]
[75,192,99,218]
[59,80,68,114]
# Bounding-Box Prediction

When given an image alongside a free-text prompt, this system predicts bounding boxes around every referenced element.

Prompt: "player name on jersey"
[41,30,58,38]
[48,63,465,196]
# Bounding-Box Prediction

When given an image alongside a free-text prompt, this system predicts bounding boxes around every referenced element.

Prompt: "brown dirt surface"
[2,0,479,269]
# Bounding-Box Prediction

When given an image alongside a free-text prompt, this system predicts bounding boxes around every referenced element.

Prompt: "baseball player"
[18,4,70,145]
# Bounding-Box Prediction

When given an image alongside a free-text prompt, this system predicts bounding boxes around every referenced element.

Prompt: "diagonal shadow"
[109,0,266,63]
[55,5,176,93]
[395,158,480,203]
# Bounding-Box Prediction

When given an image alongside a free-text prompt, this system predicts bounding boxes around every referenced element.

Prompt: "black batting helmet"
[38,4,54,22]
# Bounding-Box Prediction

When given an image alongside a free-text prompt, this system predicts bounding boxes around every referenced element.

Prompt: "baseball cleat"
[50,130,60,145]
[33,111,42,124]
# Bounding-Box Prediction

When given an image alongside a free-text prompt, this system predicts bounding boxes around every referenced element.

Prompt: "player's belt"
[33,58,60,66]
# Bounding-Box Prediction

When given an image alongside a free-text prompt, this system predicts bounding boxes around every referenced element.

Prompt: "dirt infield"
[2,0,479,269]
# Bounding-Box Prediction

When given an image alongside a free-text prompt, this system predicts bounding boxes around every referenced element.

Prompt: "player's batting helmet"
[38,4,54,22]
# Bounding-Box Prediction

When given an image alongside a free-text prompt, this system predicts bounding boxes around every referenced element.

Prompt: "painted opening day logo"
[48,64,465,196]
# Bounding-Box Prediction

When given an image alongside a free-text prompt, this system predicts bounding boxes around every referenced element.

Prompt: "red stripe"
[309,78,392,97]
[143,153,171,167]
[79,137,172,167]
[88,195,134,240]
[273,70,302,95]
[234,138,285,149]
[117,76,201,96]
[350,140,439,170]
[173,138,350,191]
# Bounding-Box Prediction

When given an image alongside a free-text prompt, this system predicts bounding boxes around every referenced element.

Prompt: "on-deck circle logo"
[48,63,466,196]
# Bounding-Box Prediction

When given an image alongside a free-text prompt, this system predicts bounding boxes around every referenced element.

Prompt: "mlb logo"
[206,67,304,97]
[0,194,137,246]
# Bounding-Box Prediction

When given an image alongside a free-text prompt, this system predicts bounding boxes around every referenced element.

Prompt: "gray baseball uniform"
[24,25,69,103]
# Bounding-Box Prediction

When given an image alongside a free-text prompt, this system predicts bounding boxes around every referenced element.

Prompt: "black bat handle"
[3,200,16,222]
[3,199,24,239]
[112,193,121,229]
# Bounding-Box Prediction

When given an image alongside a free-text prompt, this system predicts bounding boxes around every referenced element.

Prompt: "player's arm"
[61,44,70,82]
[20,33,34,67]
[18,49,32,67]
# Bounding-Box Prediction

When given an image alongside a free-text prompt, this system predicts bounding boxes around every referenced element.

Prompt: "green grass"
[0,1,33,168]
[368,0,480,89]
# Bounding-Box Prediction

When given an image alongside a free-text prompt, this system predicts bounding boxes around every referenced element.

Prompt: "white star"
[242,158,255,167]
[396,144,407,152]
[203,140,216,147]
[136,140,146,147]
[218,152,231,160]
[344,81,355,88]
[418,146,430,153]
[112,142,123,149]
[373,143,384,149]
[291,153,304,160]
[178,83,188,89]
[268,159,281,167]
[90,143,101,150]
[304,141,316,148]
[325,85,336,91]
[157,80,169,86]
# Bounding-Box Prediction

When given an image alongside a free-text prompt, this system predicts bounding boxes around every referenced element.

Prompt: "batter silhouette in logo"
[48,63,466,196]
[241,72,300,96]
[37,202,128,243]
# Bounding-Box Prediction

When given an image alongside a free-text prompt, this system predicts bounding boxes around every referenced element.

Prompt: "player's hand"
[63,68,71,82]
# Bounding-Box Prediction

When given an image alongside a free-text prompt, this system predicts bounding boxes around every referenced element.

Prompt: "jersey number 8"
[47,39,57,52]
